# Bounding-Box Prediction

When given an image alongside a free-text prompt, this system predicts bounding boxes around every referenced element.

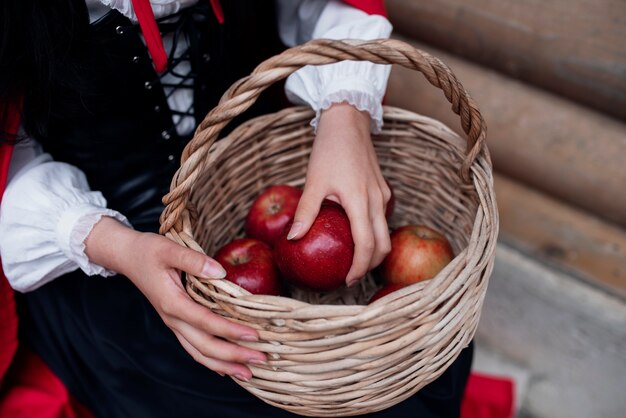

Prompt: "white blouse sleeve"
[276,0,393,134]
[0,136,131,293]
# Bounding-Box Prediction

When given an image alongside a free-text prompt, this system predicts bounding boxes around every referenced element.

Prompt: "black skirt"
[18,270,473,418]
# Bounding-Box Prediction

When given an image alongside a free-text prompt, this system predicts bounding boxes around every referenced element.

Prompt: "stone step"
[471,343,531,416]
[475,244,626,418]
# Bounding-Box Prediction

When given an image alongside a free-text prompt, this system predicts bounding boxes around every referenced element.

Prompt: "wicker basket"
[159,39,498,416]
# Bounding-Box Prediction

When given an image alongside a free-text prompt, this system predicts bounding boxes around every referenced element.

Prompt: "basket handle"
[160,39,486,234]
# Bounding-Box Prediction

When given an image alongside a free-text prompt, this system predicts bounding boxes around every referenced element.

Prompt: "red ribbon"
[209,0,224,24]
[130,0,169,73]
[130,0,225,74]
[342,0,387,16]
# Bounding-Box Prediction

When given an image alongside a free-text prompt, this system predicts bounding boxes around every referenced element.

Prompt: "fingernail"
[287,222,302,240]
[217,371,225,377]
[248,358,268,366]
[240,334,258,342]
[234,373,250,382]
[347,278,358,288]
[202,259,226,279]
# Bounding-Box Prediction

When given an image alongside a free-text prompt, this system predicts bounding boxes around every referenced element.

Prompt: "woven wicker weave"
[159,39,498,416]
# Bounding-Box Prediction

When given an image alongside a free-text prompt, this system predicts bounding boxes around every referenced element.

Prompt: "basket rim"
[159,38,488,235]
[174,104,498,325]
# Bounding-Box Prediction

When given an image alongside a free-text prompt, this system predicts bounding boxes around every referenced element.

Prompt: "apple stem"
[268,202,281,215]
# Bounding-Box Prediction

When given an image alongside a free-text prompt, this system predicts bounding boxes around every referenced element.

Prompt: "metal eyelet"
[132,56,140,64]
[202,53,211,63]
[115,25,124,35]
[168,154,175,161]
[154,105,161,113]
[161,130,171,140]
[144,81,153,90]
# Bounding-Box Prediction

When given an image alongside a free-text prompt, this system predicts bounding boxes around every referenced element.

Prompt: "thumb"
[287,188,325,241]
[167,243,226,279]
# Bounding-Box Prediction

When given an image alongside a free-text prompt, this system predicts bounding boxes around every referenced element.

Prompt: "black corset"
[41,1,285,232]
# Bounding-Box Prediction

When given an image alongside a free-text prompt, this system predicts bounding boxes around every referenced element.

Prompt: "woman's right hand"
[84,217,266,381]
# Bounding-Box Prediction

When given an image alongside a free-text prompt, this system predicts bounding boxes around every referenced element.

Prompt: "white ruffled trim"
[285,61,390,134]
[283,0,392,135]
[96,0,198,22]
[0,159,133,292]
[57,205,132,277]
[312,81,384,134]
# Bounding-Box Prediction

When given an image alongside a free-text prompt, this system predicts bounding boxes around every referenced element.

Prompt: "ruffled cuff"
[283,1,392,134]
[285,60,390,135]
[0,159,132,292]
[315,89,384,134]
[309,72,386,134]
[57,204,131,277]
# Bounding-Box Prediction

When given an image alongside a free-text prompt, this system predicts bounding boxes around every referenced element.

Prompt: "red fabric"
[130,0,169,73]
[342,0,387,16]
[0,349,93,418]
[209,0,224,24]
[461,372,516,418]
[0,100,19,383]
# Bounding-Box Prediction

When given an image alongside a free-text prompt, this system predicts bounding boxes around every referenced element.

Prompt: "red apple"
[245,185,302,246]
[381,225,454,286]
[368,283,405,304]
[274,201,354,291]
[214,238,282,296]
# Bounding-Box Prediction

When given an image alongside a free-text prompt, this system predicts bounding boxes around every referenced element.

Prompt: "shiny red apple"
[368,283,405,304]
[381,225,454,286]
[214,238,282,296]
[245,185,302,246]
[274,201,354,291]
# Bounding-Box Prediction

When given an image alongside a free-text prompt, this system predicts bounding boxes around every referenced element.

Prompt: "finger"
[379,177,392,207]
[175,319,266,365]
[325,194,340,204]
[344,199,376,286]
[369,197,391,270]
[165,242,226,280]
[366,142,386,185]
[174,330,253,380]
[287,186,325,241]
[161,288,261,343]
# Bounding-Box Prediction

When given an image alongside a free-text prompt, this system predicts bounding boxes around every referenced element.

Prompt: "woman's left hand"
[286,102,391,286]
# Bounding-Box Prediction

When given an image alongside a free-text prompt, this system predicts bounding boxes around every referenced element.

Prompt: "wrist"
[321,101,370,121]
[84,216,139,276]
[318,102,371,139]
